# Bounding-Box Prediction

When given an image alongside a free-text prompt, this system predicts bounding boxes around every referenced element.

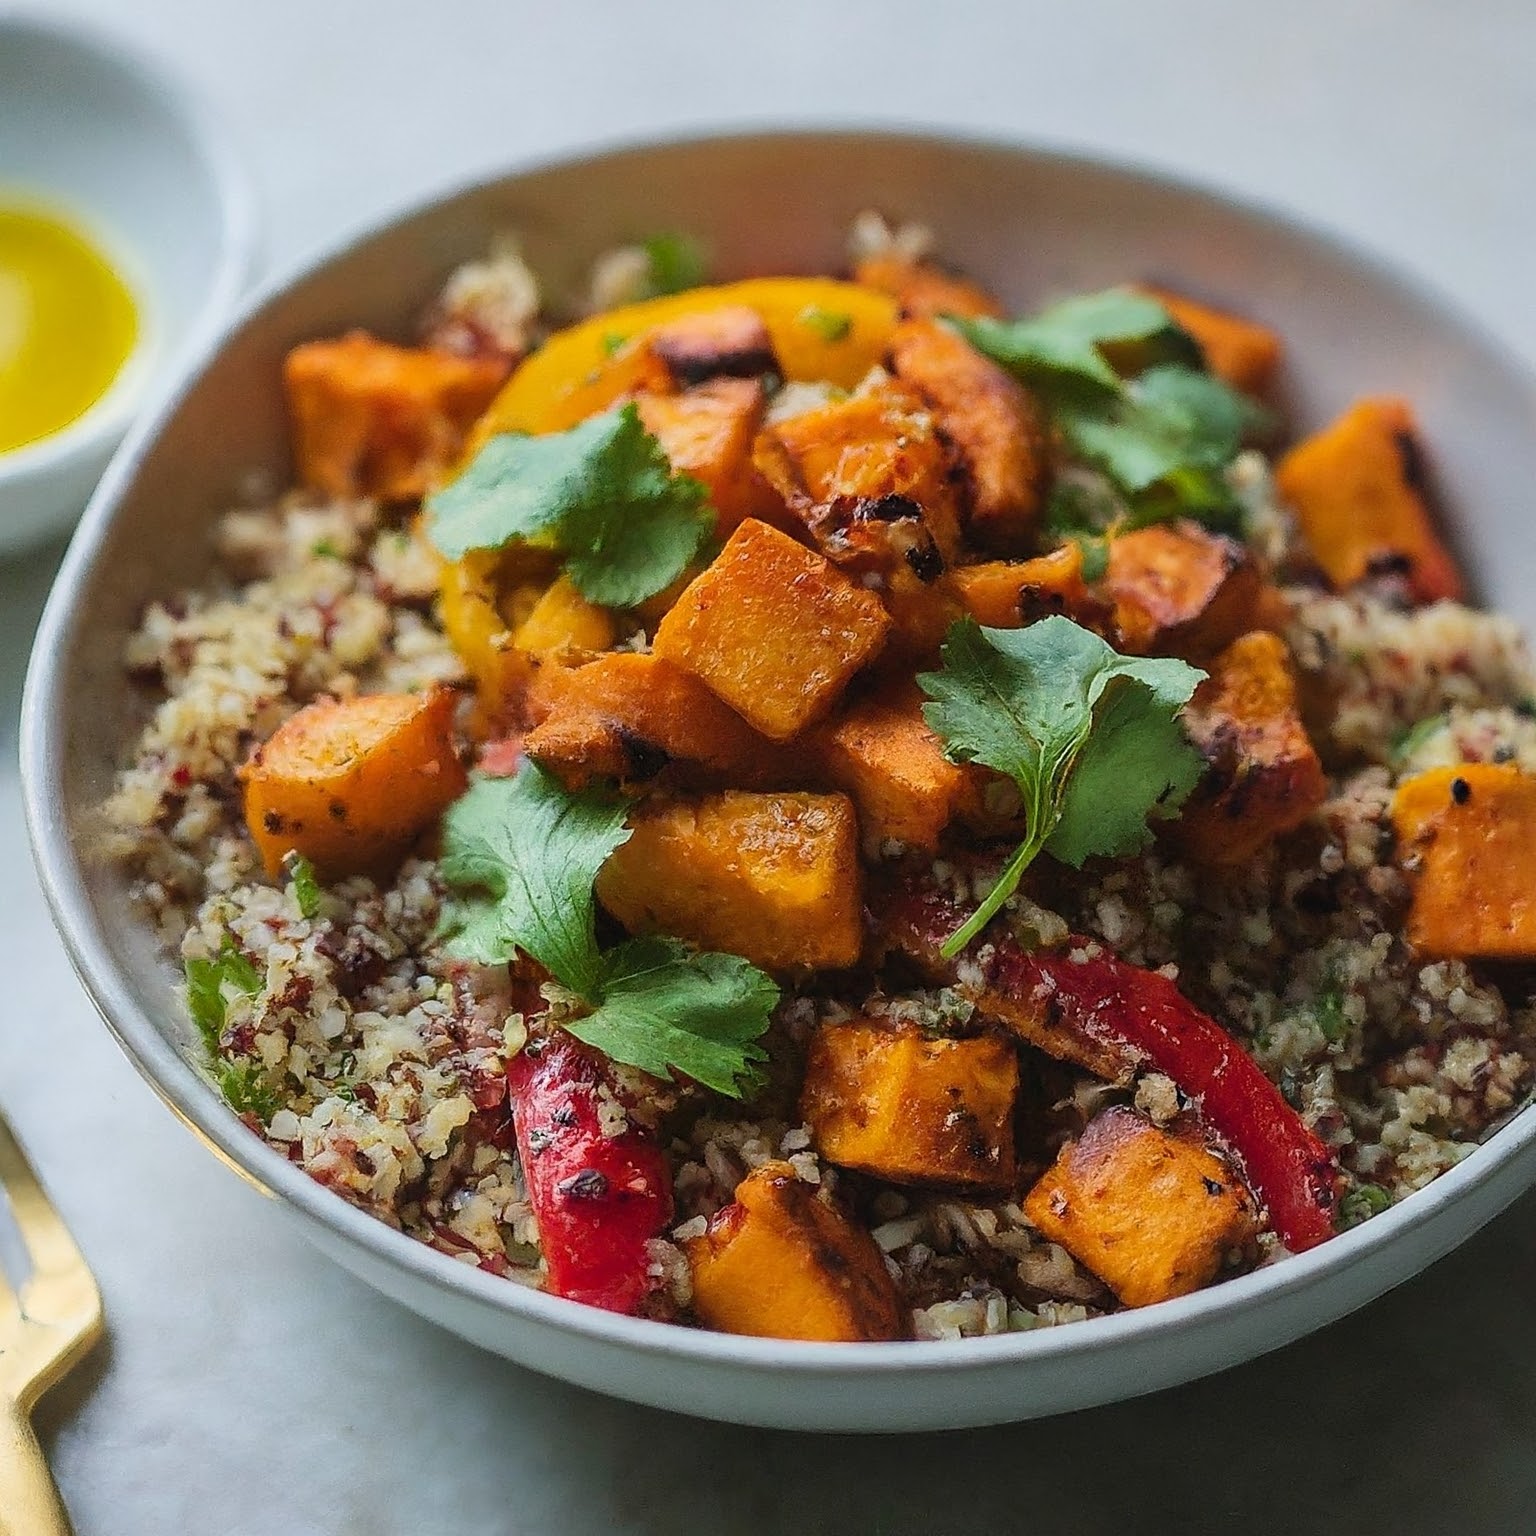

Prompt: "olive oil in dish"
[0,199,139,455]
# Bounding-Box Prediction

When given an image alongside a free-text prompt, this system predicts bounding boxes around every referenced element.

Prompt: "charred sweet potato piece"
[1392,764,1536,958]
[523,653,785,789]
[944,546,1116,633]
[285,331,507,500]
[755,380,964,566]
[596,791,863,971]
[812,677,972,852]
[802,1019,1018,1190]
[1023,1106,1258,1308]
[653,519,891,740]
[645,305,779,386]
[1275,397,1463,604]
[888,319,1048,551]
[636,379,772,533]
[1105,521,1264,660]
[854,252,1004,321]
[1174,631,1328,864]
[686,1161,907,1341]
[1136,286,1282,394]
[241,687,467,879]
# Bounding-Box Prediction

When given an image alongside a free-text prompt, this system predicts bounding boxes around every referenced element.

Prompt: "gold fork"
[0,1111,102,1536]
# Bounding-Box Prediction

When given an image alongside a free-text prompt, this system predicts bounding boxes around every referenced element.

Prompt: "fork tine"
[0,1117,88,1289]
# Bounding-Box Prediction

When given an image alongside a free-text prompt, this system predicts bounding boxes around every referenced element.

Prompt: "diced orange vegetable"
[645,305,778,386]
[595,791,863,972]
[284,332,507,501]
[240,687,466,880]
[1105,521,1264,660]
[653,519,891,741]
[801,1019,1018,1189]
[523,652,785,789]
[888,319,1048,551]
[1275,397,1463,604]
[1023,1107,1258,1308]
[853,252,1004,320]
[755,380,963,565]
[474,278,898,439]
[1137,285,1282,394]
[513,575,616,659]
[636,379,772,533]
[944,546,1115,633]
[1175,631,1328,864]
[686,1161,907,1341]
[1392,764,1536,958]
[812,678,971,852]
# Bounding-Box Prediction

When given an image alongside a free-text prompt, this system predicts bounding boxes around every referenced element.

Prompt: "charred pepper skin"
[507,1034,673,1312]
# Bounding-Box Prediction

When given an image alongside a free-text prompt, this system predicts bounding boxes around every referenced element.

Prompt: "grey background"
[4,1,1536,1530]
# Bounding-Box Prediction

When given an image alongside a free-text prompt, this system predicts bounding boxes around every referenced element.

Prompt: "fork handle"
[0,1398,75,1536]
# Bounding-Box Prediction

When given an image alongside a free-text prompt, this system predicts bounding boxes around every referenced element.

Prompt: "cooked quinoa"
[102,227,1536,1340]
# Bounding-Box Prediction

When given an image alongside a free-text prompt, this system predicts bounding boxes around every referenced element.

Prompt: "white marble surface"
[5,1,1536,1530]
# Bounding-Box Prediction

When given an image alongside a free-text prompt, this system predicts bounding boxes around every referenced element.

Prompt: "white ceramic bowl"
[0,15,256,552]
[22,131,1536,1432]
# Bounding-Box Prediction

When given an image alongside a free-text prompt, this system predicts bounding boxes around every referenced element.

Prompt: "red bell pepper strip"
[1007,945,1340,1252]
[507,1033,674,1312]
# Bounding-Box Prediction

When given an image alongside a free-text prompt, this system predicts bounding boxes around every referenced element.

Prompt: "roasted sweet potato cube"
[284,331,507,501]
[756,381,963,565]
[636,379,771,533]
[686,1161,907,1341]
[812,678,970,852]
[644,305,779,386]
[889,319,1048,551]
[523,653,785,789]
[1392,764,1536,958]
[595,791,863,971]
[1175,631,1328,864]
[1106,521,1263,660]
[513,575,616,659]
[854,252,1004,321]
[802,1020,1018,1189]
[1137,286,1282,394]
[653,519,891,740]
[1023,1106,1258,1308]
[945,546,1115,633]
[1275,397,1463,604]
[240,687,467,880]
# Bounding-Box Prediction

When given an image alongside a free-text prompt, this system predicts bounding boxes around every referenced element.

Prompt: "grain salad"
[102,220,1536,1341]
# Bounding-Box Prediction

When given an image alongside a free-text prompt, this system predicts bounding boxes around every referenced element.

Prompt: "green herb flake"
[798,306,853,343]
[919,616,1205,955]
[1315,986,1349,1045]
[1339,1183,1393,1228]
[185,934,263,1054]
[437,762,778,1097]
[600,331,629,357]
[641,232,707,297]
[425,403,713,608]
[311,537,342,560]
[1392,713,1450,766]
[283,851,323,920]
[566,936,776,1097]
[217,1060,282,1124]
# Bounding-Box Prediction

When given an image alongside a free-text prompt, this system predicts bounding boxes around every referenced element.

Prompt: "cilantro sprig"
[949,288,1263,529]
[426,404,713,609]
[919,617,1206,956]
[437,765,777,1096]
[185,934,262,1054]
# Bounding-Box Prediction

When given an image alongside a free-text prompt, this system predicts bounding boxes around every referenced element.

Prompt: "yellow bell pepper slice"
[472,277,899,442]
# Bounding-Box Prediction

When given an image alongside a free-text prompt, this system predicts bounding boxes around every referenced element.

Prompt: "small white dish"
[0,15,257,553]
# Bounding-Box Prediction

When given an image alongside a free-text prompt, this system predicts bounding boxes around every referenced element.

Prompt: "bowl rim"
[0,11,260,485]
[23,123,1536,1377]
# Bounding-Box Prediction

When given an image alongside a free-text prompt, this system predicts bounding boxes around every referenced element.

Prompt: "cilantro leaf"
[217,1060,282,1124]
[185,934,263,1054]
[283,851,322,920]
[799,306,852,343]
[641,232,708,297]
[565,935,777,1097]
[437,764,631,997]
[951,288,1175,394]
[919,617,1205,955]
[426,404,713,608]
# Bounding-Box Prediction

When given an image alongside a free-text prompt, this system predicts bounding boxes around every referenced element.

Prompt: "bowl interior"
[24,132,1536,1414]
